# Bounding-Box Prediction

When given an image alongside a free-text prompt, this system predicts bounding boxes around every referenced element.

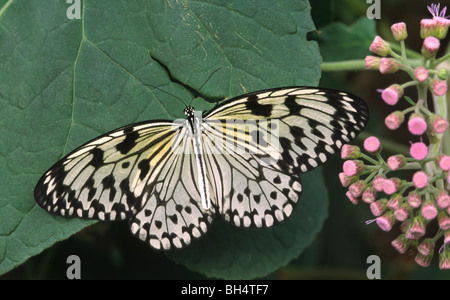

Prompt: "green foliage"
[0,0,325,278]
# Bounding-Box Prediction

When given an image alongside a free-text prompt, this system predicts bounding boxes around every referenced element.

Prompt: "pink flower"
[430,114,448,133]
[383,178,402,195]
[436,190,450,209]
[370,199,387,216]
[391,22,408,41]
[410,142,428,160]
[373,175,386,192]
[381,84,403,105]
[394,205,409,222]
[407,216,426,239]
[339,172,355,187]
[391,234,410,254]
[343,160,364,177]
[369,36,390,56]
[438,211,450,230]
[376,212,396,232]
[384,111,405,130]
[418,238,435,256]
[420,19,437,38]
[387,154,406,170]
[407,191,422,208]
[412,171,428,189]
[414,66,429,82]
[438,154,450,171]
[431,79,448,96]
[421,199,438,220]
[422,36,440,58]
[415,253,433,268]
[346,191,359,205]
[365,55,380,70]
[363,136,381,153]
[408,114,427,135]
[341,144,361,159]
[428,3,450,39]
[439,247,450,270]
[379,58,399,74]
[349,180,366,198]
[362,187,377,204]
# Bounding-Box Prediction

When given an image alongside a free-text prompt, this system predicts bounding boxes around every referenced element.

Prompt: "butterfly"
[34,86,369,250]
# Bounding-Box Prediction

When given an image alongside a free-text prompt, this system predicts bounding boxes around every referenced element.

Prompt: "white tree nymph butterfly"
[34,86,369,250]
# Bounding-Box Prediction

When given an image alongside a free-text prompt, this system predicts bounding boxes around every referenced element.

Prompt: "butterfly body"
[35,87,369,250]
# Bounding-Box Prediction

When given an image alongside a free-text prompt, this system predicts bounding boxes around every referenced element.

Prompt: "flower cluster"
[342,3,450,269]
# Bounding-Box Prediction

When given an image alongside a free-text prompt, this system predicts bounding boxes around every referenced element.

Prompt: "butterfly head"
[184,106,195,119]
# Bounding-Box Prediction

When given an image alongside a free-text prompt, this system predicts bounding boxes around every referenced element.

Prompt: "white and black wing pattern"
[34,120,214,250]
[202,87,369,227]
[35,86,368,250]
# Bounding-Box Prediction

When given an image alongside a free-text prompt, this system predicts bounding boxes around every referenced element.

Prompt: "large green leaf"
[0,0,324,278]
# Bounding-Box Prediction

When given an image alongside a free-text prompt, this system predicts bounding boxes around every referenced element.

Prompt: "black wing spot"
[90,148,104,168]
[116,130,139,154]
[138,159,151,180]
[245,94,272,117]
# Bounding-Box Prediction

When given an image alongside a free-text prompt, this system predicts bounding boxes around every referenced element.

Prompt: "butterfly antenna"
[143,83,188,108]
[189,67,222,106]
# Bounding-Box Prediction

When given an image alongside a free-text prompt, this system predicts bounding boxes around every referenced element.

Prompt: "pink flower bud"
[362,187,377,204]
[364,55,380,70]
[437,154,450,171]
[407,216,426,239]
[421,199,438,220]
[408,113,427,135]
[438,211,450,230]
[343,160,364,177]
[383,178,402,195]
[391,234,410,254]
[431,79,448,96]
[413,171,428,189]
[373,175,386,192]
[391,22,408,41]
[363,136,381,153]
[376,212,396,232]
[394,205,409,221]
[418,238,435,256]
[439,247,450,270]
[387,194,402,210]
[345,191,359,205]
[422,36,440,58]
[379,58,399,74]
[339,172,356,187]
[430,114,448,134]
[381,84,403,105]
[414,66,429,82]
[428,3,450,39]
[387,154,406,170]
[341,144,361,159]
[420,19,437,38]
[408,191,422,208]
[445,230,450,245]
[410,142,428,160]
[349,180,366,198]
[436,190,450,209]
[385,111,405,130]
[370,199,387,216]
[415,253,433,268]
[369,36,390,56]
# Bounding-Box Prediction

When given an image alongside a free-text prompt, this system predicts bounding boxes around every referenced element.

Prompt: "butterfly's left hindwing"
[35,86,369,250]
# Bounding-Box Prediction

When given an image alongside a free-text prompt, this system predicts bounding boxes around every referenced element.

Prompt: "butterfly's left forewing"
[34,120,214,250]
